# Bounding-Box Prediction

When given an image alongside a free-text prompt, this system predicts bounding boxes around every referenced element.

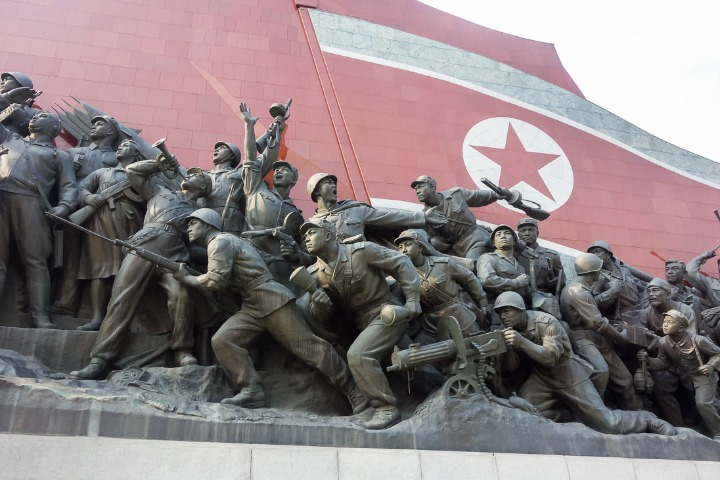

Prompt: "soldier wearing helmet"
[477,225,532,325]
[191,139,247,236]
[495,291,675,437]
[305,171,425,243]
[0,111,76,329]
[301,217,422,429]
[70,156,212,380]
[0,71,42,136]
[586,240,653,321]
[411,175,520,262]
[169,208,367,413]
[559,253,643,411]
[638,310,720,440]
[395,229,488,342]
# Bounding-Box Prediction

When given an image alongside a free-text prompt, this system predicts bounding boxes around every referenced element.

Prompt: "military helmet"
[490,224,517,244]
[493,291,526,311]
[214,141,241,167]
[574,252,603,275]
[306,172,337,202]
[587,240,613,256]
[299,217,335,237]
[410,175,437,189]
[91,115,120,137]
[647,277,672,293]
[187,208,223,231]
[662,309,689,327]
[1,71,33,89]
[272,160,299,183]
[394,229,433,253]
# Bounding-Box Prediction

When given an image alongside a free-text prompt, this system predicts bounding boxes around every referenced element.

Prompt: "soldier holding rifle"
[70,153,211,379]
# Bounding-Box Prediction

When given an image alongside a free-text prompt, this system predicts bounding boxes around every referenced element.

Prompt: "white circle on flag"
[462,117,573,212]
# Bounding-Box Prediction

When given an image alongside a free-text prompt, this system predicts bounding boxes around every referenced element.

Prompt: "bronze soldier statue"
[394,229,488,343]
[638,310,720,440]
[412,175,519,262]
[560,253,642,410]
[0,111,76,328]
[73,139,145,331]
[497,291,675,436]
[515,217,564,296]
[302,218,421,429]
[636,278,697,336]
[0,71,42,137]
[172,208,367,412]
[664,258,708,322]
[53,115,122,316]
[70,157,210,379]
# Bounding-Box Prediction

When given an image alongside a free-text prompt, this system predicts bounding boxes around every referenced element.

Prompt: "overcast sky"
[420,0,720,163]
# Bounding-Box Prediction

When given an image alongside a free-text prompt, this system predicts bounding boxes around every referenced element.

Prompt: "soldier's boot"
[29,282,57,329]
[174,350,198,367]
[356,405,401,430]
[70,358,108,380]
[644,413,676,436]
[77,319,102,331]
[221,385,267,408]
[343,383,370,415]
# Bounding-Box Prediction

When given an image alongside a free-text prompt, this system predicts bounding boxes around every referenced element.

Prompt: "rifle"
[480,177,551,221]
[46,212,200,275]
[241,211,303,245]
[68,180,135,225]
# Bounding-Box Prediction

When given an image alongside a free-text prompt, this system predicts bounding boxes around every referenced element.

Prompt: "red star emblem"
[471,123,560,200]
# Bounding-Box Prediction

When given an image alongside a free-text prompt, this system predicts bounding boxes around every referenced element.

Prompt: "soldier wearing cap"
[52,114,123,316]
[70,157,211,380]
[191,139,246,235]
[496,291,675,436]
[301,217,421,429]
[0,111,76,329]
[560,253,643,410]
[411,175,519,262]
[636,277,696,336]
[587,240,653,322]
[395,229,488,342]
[0,71,42,136]
[305,172,425,243]
[477,225,532,324]
[638,309,720,440]
[171,208,367,412]
[515,217,564,296]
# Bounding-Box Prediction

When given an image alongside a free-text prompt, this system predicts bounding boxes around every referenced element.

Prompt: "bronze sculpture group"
[2,70,720,438]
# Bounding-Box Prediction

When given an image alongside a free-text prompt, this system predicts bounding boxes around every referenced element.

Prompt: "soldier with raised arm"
[71,156,210,379]
[0,71,42,137]
[239,102,303,292]
[0,111,76,329]
[412,175,519,262]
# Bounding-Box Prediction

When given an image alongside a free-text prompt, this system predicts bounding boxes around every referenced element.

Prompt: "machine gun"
[481,177,550,221]
[388,317,542,415]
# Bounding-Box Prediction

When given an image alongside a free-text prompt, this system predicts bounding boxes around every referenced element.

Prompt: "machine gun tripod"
[388,317,542,415]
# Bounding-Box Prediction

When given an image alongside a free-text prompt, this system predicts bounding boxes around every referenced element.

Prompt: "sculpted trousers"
[575,342,642,410]
[90,253,194,362]
[347,309,408,408]
[519,373,650,434]
[653,370,720,437]
[0,192,53,319]
[211,301,354,392]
